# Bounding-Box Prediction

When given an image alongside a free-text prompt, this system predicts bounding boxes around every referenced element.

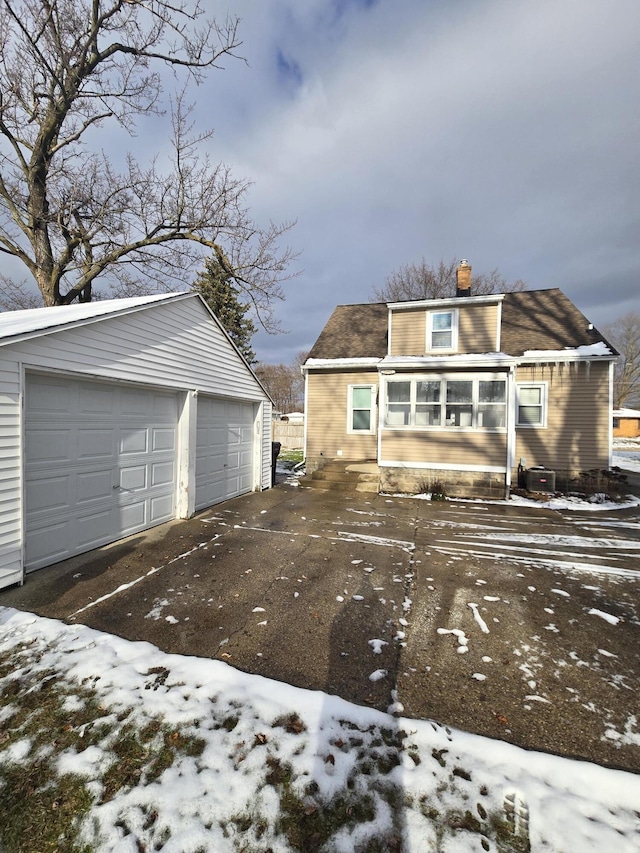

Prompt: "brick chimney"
[456,259,471,297]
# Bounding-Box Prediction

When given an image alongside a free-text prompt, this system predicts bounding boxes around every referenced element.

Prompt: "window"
[478,380,507,428]
[427,310,458,351]
[516,384,546,427]
[348,385,375,433]
[613,418,620,429]
[385,376,506,429]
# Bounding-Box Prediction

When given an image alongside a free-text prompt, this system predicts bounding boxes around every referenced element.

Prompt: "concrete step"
[355,481,379,493]
[302,459,379,494]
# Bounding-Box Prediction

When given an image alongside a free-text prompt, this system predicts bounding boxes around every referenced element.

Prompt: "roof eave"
[387,294,504,311]
[0,292,195,348]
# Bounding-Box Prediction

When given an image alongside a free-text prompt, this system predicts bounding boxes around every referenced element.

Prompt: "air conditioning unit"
[526,468,556,493]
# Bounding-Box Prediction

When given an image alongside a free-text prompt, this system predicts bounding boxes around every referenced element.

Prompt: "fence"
[272,420,304,450]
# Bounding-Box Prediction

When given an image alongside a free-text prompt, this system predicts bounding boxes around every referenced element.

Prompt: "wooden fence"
[272,421,304,450]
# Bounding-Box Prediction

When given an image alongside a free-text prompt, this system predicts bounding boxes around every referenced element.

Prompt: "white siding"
[0,360,22,588]
[0,296,271,588]
[7,298,266,398]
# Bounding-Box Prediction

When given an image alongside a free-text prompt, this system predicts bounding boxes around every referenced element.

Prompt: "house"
[613,408,640,438]
[0,293,273,590]
[302,262,617,498]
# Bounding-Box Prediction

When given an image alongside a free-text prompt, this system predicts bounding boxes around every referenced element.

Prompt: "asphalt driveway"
[2,478,639,773]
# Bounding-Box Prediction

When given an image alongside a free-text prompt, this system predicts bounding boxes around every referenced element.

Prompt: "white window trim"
[516,382,548,428]
[426,309,458,352]
[347,384,377,434]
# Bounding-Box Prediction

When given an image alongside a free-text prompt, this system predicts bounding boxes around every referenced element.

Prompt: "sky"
[3,0,639,364]
[191,0,640,363]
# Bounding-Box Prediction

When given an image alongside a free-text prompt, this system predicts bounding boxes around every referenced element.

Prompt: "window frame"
[426,309,458,352]
[383,374,507,430]
[347,384,376,434]
[516,382,548,428]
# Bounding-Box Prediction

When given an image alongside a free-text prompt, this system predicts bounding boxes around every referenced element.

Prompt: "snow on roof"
[613,408,640,418]
[0,292,192,345]
[380,353,515,366]
[304,357,382,368]
[522,342,614,358]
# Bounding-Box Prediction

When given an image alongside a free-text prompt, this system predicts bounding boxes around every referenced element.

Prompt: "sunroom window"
[385,376,506,429]
[478,380,507,428]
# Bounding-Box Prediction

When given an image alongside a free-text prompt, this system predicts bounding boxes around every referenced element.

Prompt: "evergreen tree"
[192,256,257,363]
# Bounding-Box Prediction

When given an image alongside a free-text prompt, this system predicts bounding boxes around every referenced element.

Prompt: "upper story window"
[427,310,458,351]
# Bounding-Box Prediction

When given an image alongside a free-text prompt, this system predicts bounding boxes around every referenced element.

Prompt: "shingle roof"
[306,302,388,359]
[305,289,617,360]
[499,288,615,356]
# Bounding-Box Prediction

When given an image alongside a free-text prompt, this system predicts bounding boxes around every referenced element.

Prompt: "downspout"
[608,360,614,468]
[303,367,309,463]
[505,365,517,495]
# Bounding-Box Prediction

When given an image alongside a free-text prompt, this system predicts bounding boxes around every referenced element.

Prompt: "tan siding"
[515,362,610,473]
[390,303,499,356]
[458,304,499,352]
[381,429,507,468]
[306,370,378,460]
[390,310,425,356]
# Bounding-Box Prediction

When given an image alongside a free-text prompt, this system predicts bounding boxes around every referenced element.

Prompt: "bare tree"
[0,0,296,328]
[255,360,305,413]
[371,258,526,302]
[604,312,640,408]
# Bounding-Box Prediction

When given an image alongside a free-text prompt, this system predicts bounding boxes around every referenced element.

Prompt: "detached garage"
[0,292,273,590]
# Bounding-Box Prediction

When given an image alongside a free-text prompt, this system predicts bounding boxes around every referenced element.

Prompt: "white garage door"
[25,374,178,571]
[196,397,255,510]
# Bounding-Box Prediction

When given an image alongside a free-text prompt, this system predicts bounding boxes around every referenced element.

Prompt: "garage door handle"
[113,485,120,490]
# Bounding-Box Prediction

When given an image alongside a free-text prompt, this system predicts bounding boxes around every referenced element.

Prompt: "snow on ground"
[2,606,640,853]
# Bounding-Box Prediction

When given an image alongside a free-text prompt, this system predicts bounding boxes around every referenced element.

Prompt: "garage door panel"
[121,388,152,416]
[153,394,178,417]
[26,379,71,413]
[25,374,178,571]
[120,427,148,454]
[26,474,71,513]
[195,397,255,510]
[120,464,147,491]
[26,520,72,568]
[151,461,175,487]
[77,469,113,503]
[78,385,114,414]
[77,508,115,548]
[150,494,174,521]
[27,428,70,463]
[118,501,146,533]
[153,428,175,451]
[78,428,115,460]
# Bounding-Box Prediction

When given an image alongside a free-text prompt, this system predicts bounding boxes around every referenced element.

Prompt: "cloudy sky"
[193,0,638,364]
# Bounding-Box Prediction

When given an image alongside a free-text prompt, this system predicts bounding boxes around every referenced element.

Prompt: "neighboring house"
[302,263,617,498]
[613,408,640,438]
[0,293,273,591]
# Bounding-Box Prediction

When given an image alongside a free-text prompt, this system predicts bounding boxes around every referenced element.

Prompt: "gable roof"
[499,289,615,356]
[307,302,388,359]
[306,289,617,361]
[0,293,192,347]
